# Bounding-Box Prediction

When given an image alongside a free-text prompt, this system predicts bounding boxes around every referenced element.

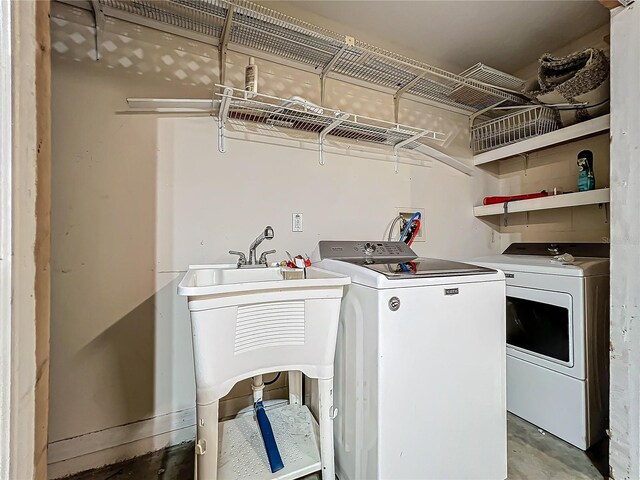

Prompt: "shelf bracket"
[414,143,474,176]
[392,131,428,173]
[503,201,510,227]
[393,72,427,123]
[319,113,349,165]
[320,41,350,105]
[217,87,233,153]
[599,203,609,224]
[218,4,235,85]
[518,153,530,176]
[90,0,105,61]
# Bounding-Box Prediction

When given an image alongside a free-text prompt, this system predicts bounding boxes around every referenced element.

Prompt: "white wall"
[495,133,610,250]
[483,24,612,251]
[7,2,50,480]
[49,6,499,476]
[609,5,640,479]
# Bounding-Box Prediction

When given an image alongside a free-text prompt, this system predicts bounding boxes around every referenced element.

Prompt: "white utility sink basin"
[178,262,350,480]
[194,265,284,285]
[178,264,349,297]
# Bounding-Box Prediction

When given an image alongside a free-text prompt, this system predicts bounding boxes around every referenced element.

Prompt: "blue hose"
[400,212,422,242]
[254,401,284,473]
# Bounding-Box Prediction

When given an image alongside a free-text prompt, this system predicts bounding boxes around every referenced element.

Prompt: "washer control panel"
[314,240,416,261]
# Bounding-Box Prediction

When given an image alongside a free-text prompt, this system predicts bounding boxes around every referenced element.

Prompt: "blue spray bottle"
[577,150,595,192]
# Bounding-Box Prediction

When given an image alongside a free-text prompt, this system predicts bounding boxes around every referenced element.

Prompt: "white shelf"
[128,86,475,175]
[87,0,527,113]
[473,114,610,166]
[218,403,321,480]
[473,188,610,217]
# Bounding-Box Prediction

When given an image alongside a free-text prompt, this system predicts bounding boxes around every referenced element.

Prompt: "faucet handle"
[259,250,276,265]
[229,250,247,267]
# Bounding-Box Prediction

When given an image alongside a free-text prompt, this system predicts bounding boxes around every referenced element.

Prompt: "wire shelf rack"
[127,85,451,170]
[471,106,560,154]
[459,63,526,92]
[214,86,444,167]
[101,0,228,38]
[96,0,528,113]
[218,87,441,146]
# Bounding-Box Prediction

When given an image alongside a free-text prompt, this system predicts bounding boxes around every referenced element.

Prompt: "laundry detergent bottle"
[577,150,595,192]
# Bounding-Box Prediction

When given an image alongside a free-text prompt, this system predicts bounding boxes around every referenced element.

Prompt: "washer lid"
[346,257,496,279]
[472,254,609,276]
[503,242,609,258]
[315,258,504,289]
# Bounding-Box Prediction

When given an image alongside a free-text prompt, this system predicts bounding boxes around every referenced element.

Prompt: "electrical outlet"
[292,213,303,232]
[396,207,426,242]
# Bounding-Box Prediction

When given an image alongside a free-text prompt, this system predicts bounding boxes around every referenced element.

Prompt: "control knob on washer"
[364,242,376,255]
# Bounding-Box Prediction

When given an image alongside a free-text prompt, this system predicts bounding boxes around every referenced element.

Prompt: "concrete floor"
[62,414,607,480]
[507,414,606,480]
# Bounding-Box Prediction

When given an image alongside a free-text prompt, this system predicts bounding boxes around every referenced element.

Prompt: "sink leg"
[196,400,219,480]
[288,370,303,405]
[318,377,335,480]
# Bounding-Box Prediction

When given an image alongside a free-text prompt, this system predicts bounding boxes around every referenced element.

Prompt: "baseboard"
[47,408,196,480]
[47,386,289,479]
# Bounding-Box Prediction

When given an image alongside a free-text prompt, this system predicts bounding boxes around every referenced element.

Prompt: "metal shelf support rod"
[393,72,427,123]
[218,4,235,85]
[320,44,348,105]
[393,131,428,153]
[392,131,428,173]
[217,87,233,153]
[318,113,349,165]
[414,143,474,176]
[90,0,105,61]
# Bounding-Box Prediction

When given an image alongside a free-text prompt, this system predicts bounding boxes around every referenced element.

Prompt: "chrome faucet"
[230,226,275,267]
[249,226,274,265]
[228,250,247,268]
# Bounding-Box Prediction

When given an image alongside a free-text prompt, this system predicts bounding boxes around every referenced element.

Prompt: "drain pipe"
[252,375,265,403]
[252,375,284,473]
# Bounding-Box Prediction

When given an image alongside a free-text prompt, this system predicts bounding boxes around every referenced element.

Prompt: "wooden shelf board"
[473,114,610,166]
[474,188,610,217]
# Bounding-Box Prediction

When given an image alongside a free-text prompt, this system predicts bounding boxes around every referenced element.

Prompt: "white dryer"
[313,241,507,480]
[473,243,610,450]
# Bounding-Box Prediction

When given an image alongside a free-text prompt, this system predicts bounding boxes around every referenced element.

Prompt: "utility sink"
[178,264,349,297]
[178,262,350,480]
[190,265,285,286]
[177,262,350,402]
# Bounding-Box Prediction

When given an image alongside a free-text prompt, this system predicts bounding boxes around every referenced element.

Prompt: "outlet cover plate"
[292,213,303,232]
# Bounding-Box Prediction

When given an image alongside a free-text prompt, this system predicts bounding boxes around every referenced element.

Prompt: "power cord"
[264,372,281,385]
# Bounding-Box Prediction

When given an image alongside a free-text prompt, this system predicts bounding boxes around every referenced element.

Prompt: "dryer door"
[506,286,575,374]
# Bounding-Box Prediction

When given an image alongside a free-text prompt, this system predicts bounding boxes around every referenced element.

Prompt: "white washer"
[473,243,609,450]
[312,241,507,480]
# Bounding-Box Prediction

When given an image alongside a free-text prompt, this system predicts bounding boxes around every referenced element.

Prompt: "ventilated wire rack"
[471,106,560,154]
[215,85,444,148]
[127,86,446,167]
[94,0,528,113]
[459,63,526,91]
[100,0,228,37]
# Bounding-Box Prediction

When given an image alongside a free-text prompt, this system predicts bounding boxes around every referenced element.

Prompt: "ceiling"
[257,1,610,75]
